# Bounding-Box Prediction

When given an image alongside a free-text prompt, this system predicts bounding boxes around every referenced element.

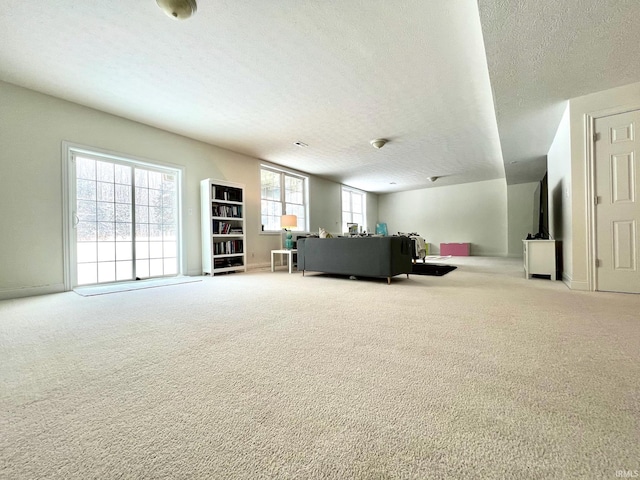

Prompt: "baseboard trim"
[564,274,589,291]
[247,262,272,270]
[0,283,66,301]
[187,263,273,276]
[562,272,590,292]
[569,282,589,291]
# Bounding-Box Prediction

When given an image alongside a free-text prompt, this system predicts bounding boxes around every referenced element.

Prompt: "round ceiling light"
[156,0,197,19]
[370,138,388,149]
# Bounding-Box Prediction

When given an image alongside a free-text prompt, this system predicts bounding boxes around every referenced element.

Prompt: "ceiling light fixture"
[370,138,388,149]
[156,0,197,19]
[428,176,439,182]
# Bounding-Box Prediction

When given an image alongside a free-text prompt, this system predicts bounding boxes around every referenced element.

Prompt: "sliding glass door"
[71,151,179,286]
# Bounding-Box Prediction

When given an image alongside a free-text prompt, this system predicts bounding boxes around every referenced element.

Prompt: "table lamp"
[281,215,297,249]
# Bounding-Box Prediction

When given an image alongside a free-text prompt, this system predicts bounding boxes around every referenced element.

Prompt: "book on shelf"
[212,186,243,203]
[213,239,244,255]
[214,257,244,269]
[212,221,242,234]
[212,205,243,218]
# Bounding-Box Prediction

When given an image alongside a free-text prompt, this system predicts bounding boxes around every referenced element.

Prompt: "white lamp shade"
[280,215,297,228]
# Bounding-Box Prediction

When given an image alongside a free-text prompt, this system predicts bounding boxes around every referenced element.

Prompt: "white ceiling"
[1,1,639,193]
[479,0,640,184]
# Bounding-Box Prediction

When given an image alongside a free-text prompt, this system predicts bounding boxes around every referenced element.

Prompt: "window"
[261,166,307,231]
[342,186,366,234]
[64,144,182,287]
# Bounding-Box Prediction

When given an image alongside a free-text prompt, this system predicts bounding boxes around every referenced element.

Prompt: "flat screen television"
[532,172,550,239]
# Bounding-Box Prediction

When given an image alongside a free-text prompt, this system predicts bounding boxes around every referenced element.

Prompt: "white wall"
[0,81,362,299]
[366,193,379,236]
[308,177,342,236]
[306,181,378,237]
[547,103,572,284]
[507,182,538,257]
[378,179,508,256]
[567,81,640,290]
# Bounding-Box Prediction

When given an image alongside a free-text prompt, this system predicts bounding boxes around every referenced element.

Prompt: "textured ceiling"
[479,0,640,184]
[1,1,639,192]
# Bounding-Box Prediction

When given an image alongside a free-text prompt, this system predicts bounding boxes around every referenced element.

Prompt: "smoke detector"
[370,138,388,149]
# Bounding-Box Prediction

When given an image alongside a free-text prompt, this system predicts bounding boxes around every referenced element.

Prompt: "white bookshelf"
[201,179,246,275]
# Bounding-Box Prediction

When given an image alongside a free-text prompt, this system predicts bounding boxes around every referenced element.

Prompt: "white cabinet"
[523,240,557,281]
[201,179,246,275]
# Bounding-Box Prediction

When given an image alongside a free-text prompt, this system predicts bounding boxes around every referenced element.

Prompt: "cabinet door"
[526,241,556,279]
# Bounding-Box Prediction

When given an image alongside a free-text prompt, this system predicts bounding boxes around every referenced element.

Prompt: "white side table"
[271,249,297,274]
[523,240,557,280]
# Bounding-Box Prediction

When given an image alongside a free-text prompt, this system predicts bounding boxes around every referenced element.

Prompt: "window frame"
[260,164,309,232]
[341,186,367,234]
[62,142,185,290]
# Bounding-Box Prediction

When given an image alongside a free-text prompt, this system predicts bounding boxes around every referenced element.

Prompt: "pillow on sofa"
[319,227,333,238]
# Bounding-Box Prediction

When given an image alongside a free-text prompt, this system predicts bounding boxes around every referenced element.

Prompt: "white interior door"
[594,110,640,293]
[71,152,179,286]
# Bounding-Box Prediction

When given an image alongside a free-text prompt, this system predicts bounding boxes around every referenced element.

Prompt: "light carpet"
[74,276,202,296]
[1,257,638,479]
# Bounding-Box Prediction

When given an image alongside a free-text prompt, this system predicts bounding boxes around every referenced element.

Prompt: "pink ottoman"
[440,243,470,256]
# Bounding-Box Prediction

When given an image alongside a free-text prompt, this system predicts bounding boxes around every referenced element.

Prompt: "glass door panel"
[133,168,177,278]
[73,155,179,286]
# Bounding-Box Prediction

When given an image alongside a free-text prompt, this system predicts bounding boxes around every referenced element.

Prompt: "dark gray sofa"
[297,236,412,284]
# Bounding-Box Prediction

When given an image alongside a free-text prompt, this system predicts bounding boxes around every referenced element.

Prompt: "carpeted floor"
[74,276,202,296]
[0,257,638,479]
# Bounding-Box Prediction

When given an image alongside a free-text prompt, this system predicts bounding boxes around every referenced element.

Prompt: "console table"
[271,249,297,274]
[523,240,557,280]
